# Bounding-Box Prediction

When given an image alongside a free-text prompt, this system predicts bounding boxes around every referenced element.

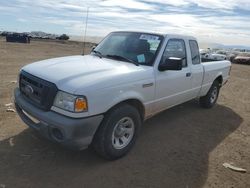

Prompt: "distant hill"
[199,42,250,50]
[69,35,103,43]
[215,44,250,50]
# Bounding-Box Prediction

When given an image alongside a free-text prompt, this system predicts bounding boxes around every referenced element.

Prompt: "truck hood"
[22,55,153,94]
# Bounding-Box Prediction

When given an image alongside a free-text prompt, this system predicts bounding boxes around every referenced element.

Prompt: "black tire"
[91,104,142,160]
[199,80,220,108]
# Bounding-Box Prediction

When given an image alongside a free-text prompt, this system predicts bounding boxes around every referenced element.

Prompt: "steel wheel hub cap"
[112,117,135,149]
[210,87,218,103]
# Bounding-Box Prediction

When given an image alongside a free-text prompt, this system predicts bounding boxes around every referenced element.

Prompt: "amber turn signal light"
[74,98,88,112]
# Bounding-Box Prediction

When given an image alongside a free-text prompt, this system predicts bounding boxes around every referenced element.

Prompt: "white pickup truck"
[15,31,231,160]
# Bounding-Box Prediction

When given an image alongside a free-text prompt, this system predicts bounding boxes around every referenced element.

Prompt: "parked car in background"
[233,52,250,64]
[6,33,30,43]
[216,50,228,56]
[56,34,70,40]
[200,52,227,62]
[210,53,227,60]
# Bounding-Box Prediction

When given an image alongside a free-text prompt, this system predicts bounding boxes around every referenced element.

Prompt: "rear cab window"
[189,40,200,65]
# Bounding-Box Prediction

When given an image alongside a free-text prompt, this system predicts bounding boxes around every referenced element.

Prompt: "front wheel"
[200,80,220,108]
[91,104,141,160]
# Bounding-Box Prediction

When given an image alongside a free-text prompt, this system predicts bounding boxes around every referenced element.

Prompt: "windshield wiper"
[92,50,102,58]
[106,54,139,66]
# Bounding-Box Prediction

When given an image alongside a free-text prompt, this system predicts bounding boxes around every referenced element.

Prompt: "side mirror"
[158,57,183,71]
[91,45,96,52]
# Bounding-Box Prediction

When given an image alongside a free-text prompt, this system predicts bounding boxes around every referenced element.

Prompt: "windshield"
[93,32,164,66]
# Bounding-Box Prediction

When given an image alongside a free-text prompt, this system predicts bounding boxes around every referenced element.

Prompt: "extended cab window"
[189,40,200,65]
[161,39,187,67]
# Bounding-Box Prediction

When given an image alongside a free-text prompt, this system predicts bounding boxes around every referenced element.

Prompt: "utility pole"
[82,7,89,55]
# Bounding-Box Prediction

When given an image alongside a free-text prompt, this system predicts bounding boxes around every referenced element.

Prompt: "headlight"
[53,91,88,112]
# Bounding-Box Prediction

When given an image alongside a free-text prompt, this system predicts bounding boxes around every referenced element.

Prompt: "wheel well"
[109,99,145,121]
[215,75,223,86]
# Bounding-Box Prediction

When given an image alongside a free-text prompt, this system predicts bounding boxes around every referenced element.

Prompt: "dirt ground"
[0,37,250,188]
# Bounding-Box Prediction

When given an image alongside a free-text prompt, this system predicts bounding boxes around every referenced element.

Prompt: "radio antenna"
[82,7,89,55]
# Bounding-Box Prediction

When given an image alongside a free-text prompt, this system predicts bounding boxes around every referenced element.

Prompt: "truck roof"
[111,31,197,41]
[164,34,197,41]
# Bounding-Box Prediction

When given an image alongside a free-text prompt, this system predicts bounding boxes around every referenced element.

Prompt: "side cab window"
[189,40,200,65]
[160,39,187,67]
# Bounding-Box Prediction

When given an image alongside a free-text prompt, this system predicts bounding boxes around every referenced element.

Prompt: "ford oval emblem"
[24,85,34,95]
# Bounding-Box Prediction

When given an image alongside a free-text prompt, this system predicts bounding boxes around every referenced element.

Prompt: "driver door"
[154,39,193,113]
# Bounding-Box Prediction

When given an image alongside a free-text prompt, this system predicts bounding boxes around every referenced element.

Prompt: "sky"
[0,0,250,46]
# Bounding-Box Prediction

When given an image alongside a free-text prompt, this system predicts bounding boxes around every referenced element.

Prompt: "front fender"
[105,90,145,111]
[86,82,154,117]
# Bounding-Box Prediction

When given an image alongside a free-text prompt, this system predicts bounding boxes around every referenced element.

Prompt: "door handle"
[186,72,192,77]
[142,83,154,88]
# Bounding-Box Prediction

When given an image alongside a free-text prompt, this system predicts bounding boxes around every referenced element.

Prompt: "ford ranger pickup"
[14,31,231,160]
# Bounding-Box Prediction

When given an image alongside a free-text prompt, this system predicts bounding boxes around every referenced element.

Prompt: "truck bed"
[200,60,231,96]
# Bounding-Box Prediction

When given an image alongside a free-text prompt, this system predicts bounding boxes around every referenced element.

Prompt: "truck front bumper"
[14,88,103,150]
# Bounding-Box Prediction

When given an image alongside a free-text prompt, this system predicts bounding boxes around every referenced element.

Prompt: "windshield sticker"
[140,34,159,41]
[137,54,145,63]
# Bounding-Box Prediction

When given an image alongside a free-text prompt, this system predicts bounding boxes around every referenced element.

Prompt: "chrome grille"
[19,71,57,111]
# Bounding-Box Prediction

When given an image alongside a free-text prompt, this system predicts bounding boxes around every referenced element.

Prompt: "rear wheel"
[200,80,220,108]
[91,104,141,160]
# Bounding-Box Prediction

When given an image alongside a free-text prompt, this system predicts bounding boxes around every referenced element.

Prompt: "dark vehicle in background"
[56,34,70,40]
[6,33,30,43]
[233,52,250,64]
[1,31,69,41]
